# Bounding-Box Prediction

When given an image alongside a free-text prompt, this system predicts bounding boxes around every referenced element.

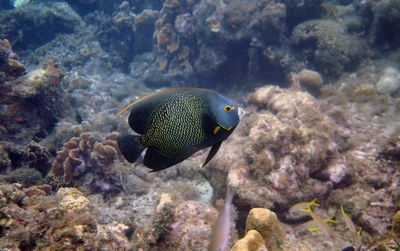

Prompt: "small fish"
[289,198,320,213]
[340,205,356,232]
[117,87,241,171]
[306,216,337,232]
[208,186,234,251]
[300,207,336,240]
[341,205,362,247]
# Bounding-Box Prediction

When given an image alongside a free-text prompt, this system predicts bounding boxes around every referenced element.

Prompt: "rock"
[297,69,324,89]
[376,67,400,95]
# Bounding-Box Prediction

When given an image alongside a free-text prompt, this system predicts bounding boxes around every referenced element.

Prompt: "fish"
[289,198,320,213]
[340,205,362,247]
[306,215,337,234]
[117,87,241,171]
[208,186,234,251]
[300,207,336,241]
[340,205,356,233]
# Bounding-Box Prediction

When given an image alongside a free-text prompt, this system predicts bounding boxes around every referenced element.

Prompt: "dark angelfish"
[117,87,241,171]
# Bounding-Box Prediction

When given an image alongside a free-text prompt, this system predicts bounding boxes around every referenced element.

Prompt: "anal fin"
[144,147,189,172]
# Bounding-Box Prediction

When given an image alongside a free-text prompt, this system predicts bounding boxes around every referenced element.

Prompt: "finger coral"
[245,208,285,251]
[231,229,266,251]
[232,208,284,251]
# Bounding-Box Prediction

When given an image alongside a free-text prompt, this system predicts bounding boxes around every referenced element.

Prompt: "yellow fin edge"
[116,100,138,116]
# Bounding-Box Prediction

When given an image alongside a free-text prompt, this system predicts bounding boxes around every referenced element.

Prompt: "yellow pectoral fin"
[213,126,221,134]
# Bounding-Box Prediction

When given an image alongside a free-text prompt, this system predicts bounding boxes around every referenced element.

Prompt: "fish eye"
[224,105,232,112]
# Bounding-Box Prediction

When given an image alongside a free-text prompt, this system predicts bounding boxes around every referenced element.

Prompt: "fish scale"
[142,94,208,156]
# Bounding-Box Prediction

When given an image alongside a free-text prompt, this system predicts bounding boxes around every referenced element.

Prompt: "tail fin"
[310,198,320,207]
[300,207,312,214]
[117,134,144,163]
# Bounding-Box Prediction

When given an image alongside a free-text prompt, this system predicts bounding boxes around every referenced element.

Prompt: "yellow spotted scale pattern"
[140,92,209,156]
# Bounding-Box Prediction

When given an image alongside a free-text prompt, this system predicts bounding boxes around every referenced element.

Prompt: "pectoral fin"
[202,141,222,167]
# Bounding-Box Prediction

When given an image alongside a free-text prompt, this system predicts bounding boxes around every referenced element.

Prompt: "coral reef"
[0,185,130,250]
[292,19,365,77]
[0,140,52,175]
[1,0,400,250]
[223,86,344,209]
[0,61,67,144]
[0,2,81,50]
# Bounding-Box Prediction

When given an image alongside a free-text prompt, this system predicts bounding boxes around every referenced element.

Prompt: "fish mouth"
[238,107,245,120]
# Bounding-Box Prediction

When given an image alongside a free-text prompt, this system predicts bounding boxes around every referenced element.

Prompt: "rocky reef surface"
[1,0,400,250]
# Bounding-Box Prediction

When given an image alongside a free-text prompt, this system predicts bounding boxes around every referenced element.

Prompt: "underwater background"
[0,0,400,250]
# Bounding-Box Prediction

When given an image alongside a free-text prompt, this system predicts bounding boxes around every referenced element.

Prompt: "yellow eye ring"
[224,105,233,112]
